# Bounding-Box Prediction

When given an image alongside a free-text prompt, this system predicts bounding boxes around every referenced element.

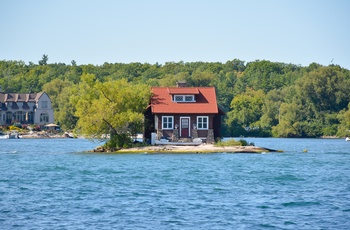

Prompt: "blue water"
[0,138,349,229]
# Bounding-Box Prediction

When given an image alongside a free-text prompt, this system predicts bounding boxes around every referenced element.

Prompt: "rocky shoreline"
[8,131,75,139]
[92,144,283,154]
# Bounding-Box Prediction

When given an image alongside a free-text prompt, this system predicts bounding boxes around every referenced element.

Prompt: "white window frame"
[162,116,174,129]
[197,116,209,130]
[173,95,195,102]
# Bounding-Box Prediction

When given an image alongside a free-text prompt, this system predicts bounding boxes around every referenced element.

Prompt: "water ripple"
[0,138,350,229]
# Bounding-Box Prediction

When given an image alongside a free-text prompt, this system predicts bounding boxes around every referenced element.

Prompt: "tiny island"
[91,138,283,154]
[92,144,282,154]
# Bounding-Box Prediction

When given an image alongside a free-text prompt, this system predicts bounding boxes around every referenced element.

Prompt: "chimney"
[0,85,2,93]
[176,80,187,87]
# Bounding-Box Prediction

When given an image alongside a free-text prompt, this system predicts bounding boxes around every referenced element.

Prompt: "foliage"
[214,138,253,147]
[8,126,21,131]
[225,89,265,136]
[337,103,350,137]
[74,77,151,149]
[1,58,350,138]
[38,54,48,65]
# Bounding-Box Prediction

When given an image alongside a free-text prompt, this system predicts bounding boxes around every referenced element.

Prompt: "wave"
[0,150,18,154]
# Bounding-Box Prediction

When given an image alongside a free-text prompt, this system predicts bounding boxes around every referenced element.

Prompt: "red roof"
[151,87,219,114]
[167,88,200,95]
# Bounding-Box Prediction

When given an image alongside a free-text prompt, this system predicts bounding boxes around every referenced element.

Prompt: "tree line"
[1,55,350,139]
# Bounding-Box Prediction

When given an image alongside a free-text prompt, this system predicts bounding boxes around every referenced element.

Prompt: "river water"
[0,138,349,229]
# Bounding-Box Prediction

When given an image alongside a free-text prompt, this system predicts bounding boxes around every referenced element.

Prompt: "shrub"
[215,139,242,147]
[9,126,21,131]
[214,138,254,147]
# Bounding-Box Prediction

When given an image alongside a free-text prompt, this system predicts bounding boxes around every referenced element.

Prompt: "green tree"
[56,85,79,130]
[186,70,215,87]
[226,89,265,136]
[337,103,350,137]
[42,79,73,124]
[272,102,302,137]
[38,54,48,65]
[295,66,350,116]
[260,89,282,129]
[214,71,236,112]
[74,77,151,149]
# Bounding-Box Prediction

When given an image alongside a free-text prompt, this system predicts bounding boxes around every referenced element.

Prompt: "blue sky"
[1,0,349,69]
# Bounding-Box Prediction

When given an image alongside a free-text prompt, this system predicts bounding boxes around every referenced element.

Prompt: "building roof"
[167,87,200,95]
[0,92,44,103]
[151,87,219,114]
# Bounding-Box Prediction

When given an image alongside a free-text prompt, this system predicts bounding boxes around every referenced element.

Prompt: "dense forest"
[1,55,350,138]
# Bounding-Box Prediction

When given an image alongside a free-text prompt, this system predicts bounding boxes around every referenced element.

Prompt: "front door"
[180,117,190,137]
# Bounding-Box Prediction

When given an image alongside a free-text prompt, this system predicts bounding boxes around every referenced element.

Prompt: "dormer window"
[173,95,195,102]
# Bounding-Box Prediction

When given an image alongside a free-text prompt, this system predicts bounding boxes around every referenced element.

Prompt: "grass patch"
[214,139,254,147]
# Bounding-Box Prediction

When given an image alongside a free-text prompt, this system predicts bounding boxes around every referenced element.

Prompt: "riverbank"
[92,144,283,153]
[10,131,76,139]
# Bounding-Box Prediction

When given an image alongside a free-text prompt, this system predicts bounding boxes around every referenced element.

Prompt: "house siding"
[0,92,54,127]
[152,113,216,141]
[145,86,225,143]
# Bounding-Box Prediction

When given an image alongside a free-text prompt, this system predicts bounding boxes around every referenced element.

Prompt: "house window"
[6,112,12,123]
[174,95,183,102]
[40,112,49,122]
[197,116,208,129]
[174,95,195,102]
[42,101,48,108]
[162,116,174,129]
[185,95,194,101]
[14,111,26,122]
[27,112,34,123]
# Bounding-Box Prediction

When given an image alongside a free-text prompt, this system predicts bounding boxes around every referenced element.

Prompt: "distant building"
[0,86,54,127]
[144,82,225,143]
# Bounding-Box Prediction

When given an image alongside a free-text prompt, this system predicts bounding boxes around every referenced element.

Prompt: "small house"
[144,82,224,143]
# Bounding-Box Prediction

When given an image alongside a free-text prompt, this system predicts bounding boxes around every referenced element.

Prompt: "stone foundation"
[172,129,179,142]
[207,129,214,143]
[191,129,198,140]
[157,129,163,140]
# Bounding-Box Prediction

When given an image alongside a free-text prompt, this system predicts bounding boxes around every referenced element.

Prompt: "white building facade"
[0,88,54,127]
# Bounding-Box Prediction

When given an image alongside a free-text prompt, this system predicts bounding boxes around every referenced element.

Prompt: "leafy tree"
[223,59,246,73]
[214,71,236,112]
[337,103,350,137]
[272,102,302,137]
[295,66,349,115]
[74,77,151,149]
[186,70,215,87]
[260,89,282,129]
[38,54,48,65]
[157,72,190,87]
[234,60,299,94]
[226,89,265,136]
[42,79,73,125]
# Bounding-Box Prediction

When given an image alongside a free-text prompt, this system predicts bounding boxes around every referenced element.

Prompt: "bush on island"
[214,139,254,147]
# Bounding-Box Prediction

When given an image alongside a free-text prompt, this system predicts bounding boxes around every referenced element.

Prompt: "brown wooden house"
[144,83,225,143]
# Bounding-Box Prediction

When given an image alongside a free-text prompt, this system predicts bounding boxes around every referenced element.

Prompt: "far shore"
[1,131,76,139]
